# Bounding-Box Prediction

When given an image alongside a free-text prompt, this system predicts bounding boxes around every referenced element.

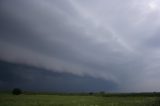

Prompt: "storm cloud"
[0,0,160,92]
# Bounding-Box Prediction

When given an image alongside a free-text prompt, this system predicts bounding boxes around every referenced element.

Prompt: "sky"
[0,0,160,92]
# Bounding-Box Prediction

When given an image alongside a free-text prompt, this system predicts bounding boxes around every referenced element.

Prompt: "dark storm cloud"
[1,0,160,92]
[0,61,118,92]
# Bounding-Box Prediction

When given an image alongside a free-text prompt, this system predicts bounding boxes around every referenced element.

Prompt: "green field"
[0,94,160,106]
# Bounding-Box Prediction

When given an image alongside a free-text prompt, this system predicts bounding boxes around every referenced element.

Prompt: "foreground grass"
[0,94,160,106]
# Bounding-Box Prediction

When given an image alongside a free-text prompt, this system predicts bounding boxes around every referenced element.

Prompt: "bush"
[12,88,22,95]
[89,92,94,95]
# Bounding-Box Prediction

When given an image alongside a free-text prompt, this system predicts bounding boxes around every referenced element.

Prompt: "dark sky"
[1,0,160,92]
[0,60,118,92]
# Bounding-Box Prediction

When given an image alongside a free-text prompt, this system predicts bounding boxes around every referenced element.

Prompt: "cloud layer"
[1,0,160,92]
[0,60,118,92]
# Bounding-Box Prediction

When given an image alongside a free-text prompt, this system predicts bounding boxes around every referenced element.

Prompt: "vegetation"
[1,92,160,106]
[12,88,22,95]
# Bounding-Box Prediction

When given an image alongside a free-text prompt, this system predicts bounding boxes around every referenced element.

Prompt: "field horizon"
[1,91,160,106]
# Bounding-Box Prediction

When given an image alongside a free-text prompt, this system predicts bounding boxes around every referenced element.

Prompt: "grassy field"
[0,93,160,106]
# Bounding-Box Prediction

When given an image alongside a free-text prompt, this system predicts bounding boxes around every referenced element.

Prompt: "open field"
[1,93,160,106]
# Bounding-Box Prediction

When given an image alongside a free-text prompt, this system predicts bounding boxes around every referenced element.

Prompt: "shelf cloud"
[1,0,160,92]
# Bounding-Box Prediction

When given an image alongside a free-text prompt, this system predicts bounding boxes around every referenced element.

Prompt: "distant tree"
[99,91,105,95]
[89,92,94,95]
[12,88,22,95]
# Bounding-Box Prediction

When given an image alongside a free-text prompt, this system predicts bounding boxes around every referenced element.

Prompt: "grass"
[0,93,160,106]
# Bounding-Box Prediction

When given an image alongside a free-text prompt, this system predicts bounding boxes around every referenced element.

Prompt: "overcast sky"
[1,0,160,92]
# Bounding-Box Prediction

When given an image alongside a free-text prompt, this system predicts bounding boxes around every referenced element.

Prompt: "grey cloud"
[0,60,118,92]
[1,0,160,92]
